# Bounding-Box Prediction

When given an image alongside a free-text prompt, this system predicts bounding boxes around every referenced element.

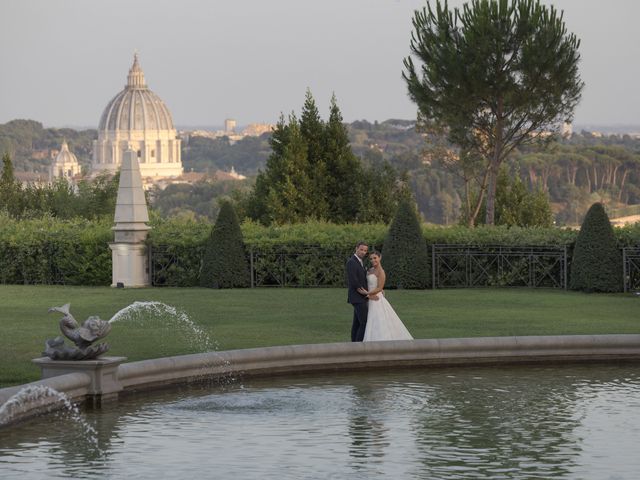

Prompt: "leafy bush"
[0,213,111,285]
[200,202,250,288]
[382,198,430,288]
[1,214,638,288]
[570,203,622,292]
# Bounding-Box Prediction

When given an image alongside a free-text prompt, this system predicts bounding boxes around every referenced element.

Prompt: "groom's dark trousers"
[346,254,368,342]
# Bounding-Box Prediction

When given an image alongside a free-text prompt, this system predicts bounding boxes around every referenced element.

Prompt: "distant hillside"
[0,119,95,173]
[3,118,640,226]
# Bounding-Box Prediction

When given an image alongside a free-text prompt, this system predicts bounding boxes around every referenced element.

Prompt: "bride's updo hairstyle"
[370,250,382,259]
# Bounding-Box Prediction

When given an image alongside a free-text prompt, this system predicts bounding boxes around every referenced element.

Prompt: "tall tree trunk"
[464,180,473,227]
[618,169,629,202]
[484,161,499,225]
[469,183,487,227]
[485,102,503,225]
[583,167,591,191]
[541,167,550,192]
[465,168,490,227]
[528,167,538,189]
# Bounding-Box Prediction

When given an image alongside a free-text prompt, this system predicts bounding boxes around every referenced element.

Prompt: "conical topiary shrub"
[569,202,622,292]
[382,197,430,289]
[200,201,250,288]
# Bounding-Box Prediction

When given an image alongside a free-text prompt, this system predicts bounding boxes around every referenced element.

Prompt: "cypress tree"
[382,196,430,289]
[200,201,250,288]
[1,152,15,184]
[569,202,622,292]
[0,152,21,215]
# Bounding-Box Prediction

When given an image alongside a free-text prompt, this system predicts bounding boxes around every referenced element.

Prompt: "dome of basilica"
[92,54,182,179]
[98,54,175,132]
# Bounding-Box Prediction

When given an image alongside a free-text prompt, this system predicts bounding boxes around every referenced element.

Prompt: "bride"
[363,251,413,341]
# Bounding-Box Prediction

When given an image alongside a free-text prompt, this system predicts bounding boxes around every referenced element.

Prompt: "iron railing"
[431,244,567,289]
[623,247,640,293]
[249,249,347,287]
[150,244,570,289]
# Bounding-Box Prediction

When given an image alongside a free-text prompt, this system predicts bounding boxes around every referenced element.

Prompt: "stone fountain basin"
[2,334,640,427]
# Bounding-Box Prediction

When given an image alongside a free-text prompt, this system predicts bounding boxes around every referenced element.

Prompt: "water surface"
[1,364,639,479]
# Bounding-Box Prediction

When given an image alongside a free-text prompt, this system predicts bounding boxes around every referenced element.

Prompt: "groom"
[346,241,370,342]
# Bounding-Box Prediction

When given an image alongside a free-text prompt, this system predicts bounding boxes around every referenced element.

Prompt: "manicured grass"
[0,285,638,387]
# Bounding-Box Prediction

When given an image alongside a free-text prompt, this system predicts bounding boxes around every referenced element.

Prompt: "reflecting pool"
[1,364,639,479]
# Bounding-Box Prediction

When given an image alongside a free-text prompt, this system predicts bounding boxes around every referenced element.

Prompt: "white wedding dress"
[363,273,413,341]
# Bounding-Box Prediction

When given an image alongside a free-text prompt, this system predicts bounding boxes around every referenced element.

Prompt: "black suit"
[346,254,368,342]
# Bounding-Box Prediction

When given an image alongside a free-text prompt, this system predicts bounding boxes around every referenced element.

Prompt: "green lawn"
[1,285,638,387]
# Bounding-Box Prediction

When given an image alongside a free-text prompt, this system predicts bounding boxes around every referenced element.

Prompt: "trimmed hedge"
[0,214,111,285]
[200,202,250,288]
[1,213,639,288]
[382,198,430,289]
[570,203,623,292]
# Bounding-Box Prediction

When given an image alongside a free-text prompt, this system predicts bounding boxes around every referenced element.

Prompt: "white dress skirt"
[363,274,413,341]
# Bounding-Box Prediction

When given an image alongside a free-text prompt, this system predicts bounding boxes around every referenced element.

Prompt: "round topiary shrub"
[569,202,622,292]
[200,202,250,288]
[382,197,430,289]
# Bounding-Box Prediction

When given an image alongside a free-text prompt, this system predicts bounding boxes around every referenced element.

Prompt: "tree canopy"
[247,91,404,225]
[404,0,584,225]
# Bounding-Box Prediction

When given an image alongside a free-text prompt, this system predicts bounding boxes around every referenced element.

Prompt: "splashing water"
[109,301,239,386]
[109,301,217,352]
[0,385,100,449]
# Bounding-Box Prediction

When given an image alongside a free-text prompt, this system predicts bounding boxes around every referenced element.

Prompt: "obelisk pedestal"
[109,149,151,287]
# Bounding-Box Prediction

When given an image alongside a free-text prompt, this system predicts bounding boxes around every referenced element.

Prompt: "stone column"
[109,149,151,287]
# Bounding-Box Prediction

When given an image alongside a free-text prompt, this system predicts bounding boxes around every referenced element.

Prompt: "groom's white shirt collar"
[354,253,363,266]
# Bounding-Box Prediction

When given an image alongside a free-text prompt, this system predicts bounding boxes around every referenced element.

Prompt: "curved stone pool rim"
[2,334,640,427]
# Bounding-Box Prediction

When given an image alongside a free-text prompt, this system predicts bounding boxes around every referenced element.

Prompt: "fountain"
[0,385,100,448]
[1,365,640,478]
[2,294,640,477]
[108,300,217,353]
[43,304,112,360]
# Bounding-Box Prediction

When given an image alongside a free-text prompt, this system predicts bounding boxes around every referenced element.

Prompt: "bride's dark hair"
[369,250,382,258]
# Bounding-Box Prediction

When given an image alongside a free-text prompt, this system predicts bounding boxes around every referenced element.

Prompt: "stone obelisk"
[109,149,151,287]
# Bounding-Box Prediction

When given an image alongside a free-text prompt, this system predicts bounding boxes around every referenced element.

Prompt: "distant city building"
[560,122,573,138]
[214,166,246,181]
[224,118,236,133]
[92,54,183,179]
[15,171,49,187]
[152,166,246,190]
[183,122,273,143]
[50,140,81,182]
[241,123,273,136]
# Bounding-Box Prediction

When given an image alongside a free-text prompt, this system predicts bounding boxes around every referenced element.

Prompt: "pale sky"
[0,0,638,129]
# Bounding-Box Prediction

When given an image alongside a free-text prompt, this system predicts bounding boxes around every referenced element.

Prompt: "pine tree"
[324,94,365,222]
[404,0,583,224]
[248,115,313,224]
[300,89,329,218]
[569,202,622,292]
[382,196,430,289]
[247,116,287,224]
[246,91,401,225]
[200,201,250,288]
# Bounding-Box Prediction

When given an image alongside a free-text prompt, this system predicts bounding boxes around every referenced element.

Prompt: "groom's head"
[355,241,368,259]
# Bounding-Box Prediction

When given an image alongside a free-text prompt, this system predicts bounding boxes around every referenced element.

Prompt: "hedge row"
[2,214,640,287]
[0,215,112,285]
